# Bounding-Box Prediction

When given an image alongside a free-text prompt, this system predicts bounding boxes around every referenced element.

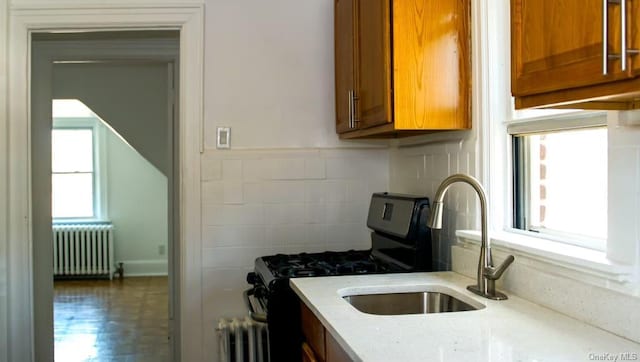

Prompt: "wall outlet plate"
[216,127,231,149]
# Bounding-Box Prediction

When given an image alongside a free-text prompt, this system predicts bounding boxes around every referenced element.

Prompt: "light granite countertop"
[290,272,640,362]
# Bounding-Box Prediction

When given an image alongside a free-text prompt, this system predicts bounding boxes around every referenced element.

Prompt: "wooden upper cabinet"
[335,0,356,133]
[355,0,392,129]
[512,0,640,109]
[335,0,471,138]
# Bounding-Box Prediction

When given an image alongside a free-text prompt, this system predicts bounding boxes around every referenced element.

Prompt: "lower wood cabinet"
[301,301,353,362]
[325,331,352,362]
[302,341,320,362]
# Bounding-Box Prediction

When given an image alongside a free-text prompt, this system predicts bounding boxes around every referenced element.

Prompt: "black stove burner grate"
[263,250,391,279]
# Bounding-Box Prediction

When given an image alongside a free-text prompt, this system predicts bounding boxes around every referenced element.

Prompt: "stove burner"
[263,250,388,278]
[336,260,380,274]
[279,266,329,278]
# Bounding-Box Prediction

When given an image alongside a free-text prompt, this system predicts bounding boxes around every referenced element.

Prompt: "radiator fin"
[52,223,114,280]
[218,317,269,362]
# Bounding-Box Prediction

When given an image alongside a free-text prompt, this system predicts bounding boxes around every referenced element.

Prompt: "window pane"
[52,173,94,218]
[52,129,93,172]
[515,128,607,248]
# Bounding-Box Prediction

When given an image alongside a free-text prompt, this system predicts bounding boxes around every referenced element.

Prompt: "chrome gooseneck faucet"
[427,174,515,300]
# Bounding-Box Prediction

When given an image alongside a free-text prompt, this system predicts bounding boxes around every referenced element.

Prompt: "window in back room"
[52,128,95,218]
[51,99,102,220]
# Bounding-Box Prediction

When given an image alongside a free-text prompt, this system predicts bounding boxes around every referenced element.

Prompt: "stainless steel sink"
[343,291,481,315]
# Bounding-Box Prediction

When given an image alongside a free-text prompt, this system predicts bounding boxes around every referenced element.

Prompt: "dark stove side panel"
[266,282,303,362]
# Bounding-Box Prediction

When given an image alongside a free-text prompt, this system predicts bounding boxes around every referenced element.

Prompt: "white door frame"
[6,5,204,362]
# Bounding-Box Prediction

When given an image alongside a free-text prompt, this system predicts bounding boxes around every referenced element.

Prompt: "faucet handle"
[484,255,515,281]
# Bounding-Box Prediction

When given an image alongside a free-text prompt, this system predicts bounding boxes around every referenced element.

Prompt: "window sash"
[511,126,608,251]
[507,110,607,136]
[51,127,97,219]
[52,172,95,218]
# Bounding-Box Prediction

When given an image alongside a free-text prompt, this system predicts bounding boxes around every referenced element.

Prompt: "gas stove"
[253,249,405,287]
[244,192,436,362]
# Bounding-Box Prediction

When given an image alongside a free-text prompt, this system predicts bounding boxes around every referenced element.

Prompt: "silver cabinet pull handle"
[348,90,353,128]
[604,0,639,74]
[604,0,609,75]
[352,92,359,127]
[622,0,627,71]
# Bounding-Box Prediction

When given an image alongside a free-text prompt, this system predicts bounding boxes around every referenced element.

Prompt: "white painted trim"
[507,110,608,134]
[456,230,634,283]
[6,5,204,362]
[0,0,9,360]
[117,259,168,277]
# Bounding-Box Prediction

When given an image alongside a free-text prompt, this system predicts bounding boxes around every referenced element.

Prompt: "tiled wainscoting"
[200,147,389,359]
[389,136,477,270]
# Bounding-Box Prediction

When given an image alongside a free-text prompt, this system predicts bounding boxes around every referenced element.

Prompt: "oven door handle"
[243,288,268,323]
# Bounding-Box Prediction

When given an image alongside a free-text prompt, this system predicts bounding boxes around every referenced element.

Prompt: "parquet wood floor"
[54,276,170,362]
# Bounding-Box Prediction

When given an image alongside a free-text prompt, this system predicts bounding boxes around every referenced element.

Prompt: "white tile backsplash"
[201,147,389,324]
[242,159,267,180]
[203,204,265,226]
[242,182,264,203]
[265,203,306,224]
[222,159,243,180]
[304,158,326,179]
[265,224,308,246]
[268,158,306,180]
[325,180,349,202]
[202,225,265,248]
[202,246,273,269]
[201,181,224,204]
[304,203,326,224]
[262,181,306,203]
[201,157,222,181]
[304,181,328,203]
[389,136,477,269]
[222,181,243,204]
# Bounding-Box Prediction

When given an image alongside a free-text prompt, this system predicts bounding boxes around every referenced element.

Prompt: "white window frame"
[458,0,636,287]
[507,110,608,251]
[52,116,108,222]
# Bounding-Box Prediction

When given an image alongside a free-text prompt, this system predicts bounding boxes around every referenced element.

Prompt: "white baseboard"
[117,259,168,276]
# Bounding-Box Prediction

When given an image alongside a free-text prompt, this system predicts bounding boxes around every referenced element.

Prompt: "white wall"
[106,128,168,276]
[53,62,172,175]
[205,0,354,149]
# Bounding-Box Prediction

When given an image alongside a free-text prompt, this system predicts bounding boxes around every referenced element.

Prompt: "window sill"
[455,229,635,284]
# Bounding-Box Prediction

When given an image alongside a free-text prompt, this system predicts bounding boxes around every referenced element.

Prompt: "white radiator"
[52,223,115,280]
[218,317,270,362]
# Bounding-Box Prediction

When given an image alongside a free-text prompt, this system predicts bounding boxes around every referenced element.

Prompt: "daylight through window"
[52,128,95,218]
[512,126,607,250]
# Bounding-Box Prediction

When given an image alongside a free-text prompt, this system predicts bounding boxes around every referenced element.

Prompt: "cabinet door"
[302,342,320,362]
[354,0,392,129]
[511,0,630,97]
[335,0,355,134]
[301,303,326,362]
[326,332,352,362]
[393,0,470,130]
[628,0,640,75]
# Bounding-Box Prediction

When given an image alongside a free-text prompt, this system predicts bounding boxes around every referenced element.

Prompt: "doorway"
[31,31,179,361]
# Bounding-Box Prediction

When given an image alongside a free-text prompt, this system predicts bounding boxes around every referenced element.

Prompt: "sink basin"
[343,291,481,315]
